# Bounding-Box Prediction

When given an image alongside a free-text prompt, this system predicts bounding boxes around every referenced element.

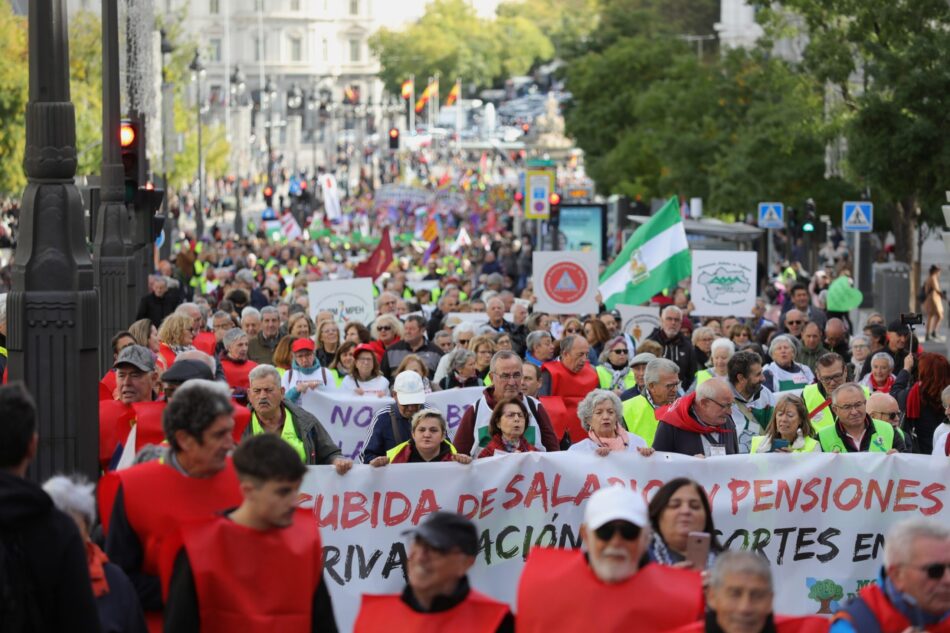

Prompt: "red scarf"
[869,374,895,393]
[661,392,736,435]
[906,383,921,419]
[86,541,110,598]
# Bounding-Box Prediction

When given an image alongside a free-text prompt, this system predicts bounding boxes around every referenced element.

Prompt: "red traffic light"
[389,128,399,139]
[120,123,136,148]
[263,186,273,197]
[549,193,561,206]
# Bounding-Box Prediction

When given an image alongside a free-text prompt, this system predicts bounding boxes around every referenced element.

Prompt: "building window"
[322,38,329,62]
[210,38,222,62]
[289,36,303,62]
[349,39,361,63]
[349,0,358,15]
[254,36,266,62]
[291,0,301,9]
[209,0,219,14]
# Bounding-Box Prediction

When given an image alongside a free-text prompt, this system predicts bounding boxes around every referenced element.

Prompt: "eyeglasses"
[904,563,950,580]
[818,371,846,383]
[870,411,902,422]
[376,325,392,332]
[707,398,734,410]
[565,328,582,334]
[594,521,641,542]
[834,401,865,413]
[494,372,523,382]
[458,338,472,345]
[611,349,629,355]
[787,320,804,325]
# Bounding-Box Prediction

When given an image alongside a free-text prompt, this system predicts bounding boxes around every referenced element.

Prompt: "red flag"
[354,227,393,279]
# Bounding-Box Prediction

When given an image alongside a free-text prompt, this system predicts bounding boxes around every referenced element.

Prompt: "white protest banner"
[308,278,375,327]
[321,174,342,220]
[616,304,660,347]
[299,387,485,460]
[445,312,515,328]
[300,452,949,633]
[691,250,758,317]
[533,251,599,315]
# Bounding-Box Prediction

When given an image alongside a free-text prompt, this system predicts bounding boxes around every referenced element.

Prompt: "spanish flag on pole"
[445,80,460,106]
[415,78,436,113]
[401,78,413,100]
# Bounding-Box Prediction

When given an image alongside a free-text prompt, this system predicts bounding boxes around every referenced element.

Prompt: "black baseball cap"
[403,512,478,556]
[887,319,907,333]
[161,359,214,384]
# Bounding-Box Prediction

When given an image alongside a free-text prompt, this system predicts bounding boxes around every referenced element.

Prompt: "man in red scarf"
[653,378,740,457]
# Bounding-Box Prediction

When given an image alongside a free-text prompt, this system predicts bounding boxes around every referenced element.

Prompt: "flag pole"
[408,73,415,135]
[455,78,462,154]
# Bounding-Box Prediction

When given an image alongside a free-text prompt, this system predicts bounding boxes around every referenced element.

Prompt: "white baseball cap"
[583,485,649,530]
[393,370,426,405]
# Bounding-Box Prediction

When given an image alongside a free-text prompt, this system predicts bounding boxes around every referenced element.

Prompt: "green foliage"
[807,579,844,602]
[70,11,104,177]
[371,0,559,95]
[495,0,599,59]
[0,3,28,196]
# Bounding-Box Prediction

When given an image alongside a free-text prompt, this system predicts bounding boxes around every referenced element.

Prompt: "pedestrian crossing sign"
[842,202,873,233]
[758,202,784,229]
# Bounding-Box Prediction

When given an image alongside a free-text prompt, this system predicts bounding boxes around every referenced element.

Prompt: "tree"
[807,579,843,614]
[0,3,28,197]
[69,11,104,177]
[753,0,950,266]
[495,0,599,60]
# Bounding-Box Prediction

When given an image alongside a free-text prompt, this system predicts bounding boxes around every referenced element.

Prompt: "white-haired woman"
[42,475,147,632]
[365,314,403,363]
[859,351,896,394]
[569,389,655,457]
[762,335,814,393]
[693,337,734,389]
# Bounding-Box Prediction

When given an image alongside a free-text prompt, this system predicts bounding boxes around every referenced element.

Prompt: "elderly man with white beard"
[516,485,704,632]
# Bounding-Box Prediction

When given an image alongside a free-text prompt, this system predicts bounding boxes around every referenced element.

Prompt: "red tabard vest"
[845,583,950,632]
[670,614,831,632]
[540,360,599,442]
[517,548,704,633]
[101,370,117,400]
[221,357,258,390]
[353,589,509,633]
[99,400,134,468]
[158,343,176,369]
[180,510,322,633]
[193,331,217,356]
[130,401,168,450]
[119,459,242,577]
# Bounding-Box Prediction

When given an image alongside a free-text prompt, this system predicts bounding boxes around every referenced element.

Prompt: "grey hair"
[884,517,950,567]
[433,330,452,343]
[372,314,403,338]
[375,292,398,310]
[710,337,736,358]
[248,364,282,384]
[42,475,96,530]
[831,382,865,406]
[447,349,475,372]
[661,305,682,319]
[708,551,773,592]
[695,377,728,402]
[560,334,579,355]
[260,305,279,317]
[691,326,714,346]
[850,334,869,348]
[942,385,950,408]
[526,330,553,353]
[223,327,248,348]
[768,334,799,357]
[644,358,680,387]
[212,310,232,323]
[870,352,894,370]
[452,322,477,343]
[175,302,200,317]
[489,350,520,374]
[576,389,623,431]
[241,306,262,321]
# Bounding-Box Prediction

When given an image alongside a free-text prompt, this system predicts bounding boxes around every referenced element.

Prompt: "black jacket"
[135,288,182,327]
[0,471,102,633]
[891,370,943,454]
[646,327,698,390]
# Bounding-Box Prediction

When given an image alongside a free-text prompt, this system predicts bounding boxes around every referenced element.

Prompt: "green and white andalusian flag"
[599,196,691,309]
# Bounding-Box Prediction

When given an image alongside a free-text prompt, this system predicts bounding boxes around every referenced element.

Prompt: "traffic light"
[120,118,147,203]
[388,127,400,150]
[549,192,561,220]
[263,185,274,207]
[803,198,816,233]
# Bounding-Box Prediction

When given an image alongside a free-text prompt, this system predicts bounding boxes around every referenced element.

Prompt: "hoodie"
[646,327,698,390]
[0,471,102,632]
[652,392,739,457]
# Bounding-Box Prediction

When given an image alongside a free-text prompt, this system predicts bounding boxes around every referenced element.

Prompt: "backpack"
[0,531,43,633]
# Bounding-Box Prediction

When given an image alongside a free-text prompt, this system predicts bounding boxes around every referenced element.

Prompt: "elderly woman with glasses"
[477,397,538,458]
[569,389,655,457]
[762,335,814,393]
[751,394,820,453]
[595,336,637,394]
[365,314,403,363]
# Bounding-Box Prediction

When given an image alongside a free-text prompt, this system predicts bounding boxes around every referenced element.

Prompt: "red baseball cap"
[291,338,316,353]
[354,343,376,356]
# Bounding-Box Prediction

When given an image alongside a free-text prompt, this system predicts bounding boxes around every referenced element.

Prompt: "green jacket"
[817,418,894,453]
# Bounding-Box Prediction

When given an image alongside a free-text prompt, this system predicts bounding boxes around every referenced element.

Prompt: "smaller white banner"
[533,251,599,315]
[690,250,758,317]
[308,278,375,327]
[616,304,660,347]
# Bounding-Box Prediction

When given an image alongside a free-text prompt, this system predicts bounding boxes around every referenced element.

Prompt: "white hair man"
[646,305,697,390]
[654,378,740,457]
[517,485,703,631]
[831,518,950,631]
[622,358,681,446]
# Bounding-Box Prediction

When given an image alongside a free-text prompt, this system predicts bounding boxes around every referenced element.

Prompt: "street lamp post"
[265,77,276,188]
[158,29,175,261]
[306,86,318,175]
[190,50,205,237]
[287,82,303,174]
[230,65,246,237]
[8,0,99,481]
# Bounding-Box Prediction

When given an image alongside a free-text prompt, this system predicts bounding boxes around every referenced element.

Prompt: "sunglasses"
[915,563,950,580]
[611,349,629,355]
[787,320,804,325]
[377,326,392,331]
[594,521,641,542]
[871,411,902,422]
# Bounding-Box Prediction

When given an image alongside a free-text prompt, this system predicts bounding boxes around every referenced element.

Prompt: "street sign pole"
[767,229,774,277]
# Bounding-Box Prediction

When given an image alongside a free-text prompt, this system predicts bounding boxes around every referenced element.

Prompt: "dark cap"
[161,359,214,384]
[403,512,478,556]
[114,345,156,372]
[887,319,906,333]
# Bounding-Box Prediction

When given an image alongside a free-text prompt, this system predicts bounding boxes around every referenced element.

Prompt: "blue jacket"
[830,567,950,632]
[359,403,432,463]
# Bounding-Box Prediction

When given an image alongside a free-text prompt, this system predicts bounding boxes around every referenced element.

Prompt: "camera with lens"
[900,313,923,326]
